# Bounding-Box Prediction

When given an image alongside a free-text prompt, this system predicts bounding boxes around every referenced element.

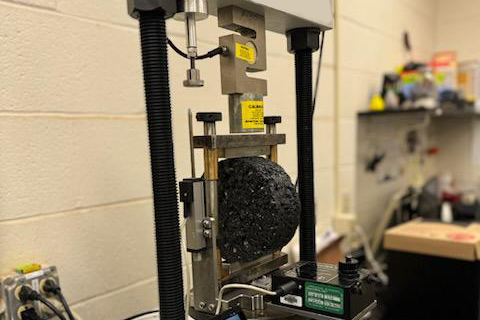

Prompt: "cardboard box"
[384,219,480,261]
[383,219,480,320]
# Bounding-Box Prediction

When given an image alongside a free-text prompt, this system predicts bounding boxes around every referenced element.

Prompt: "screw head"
[203,230,212,238]
[208,304,215,311]
[199,302,206,309]
[202,219,212,229]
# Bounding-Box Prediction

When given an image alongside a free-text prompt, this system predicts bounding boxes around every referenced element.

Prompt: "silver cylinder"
[203,122,216,136]
[186,14,198,57]
[266,124,277,134]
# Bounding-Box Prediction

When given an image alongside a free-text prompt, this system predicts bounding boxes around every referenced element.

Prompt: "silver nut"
[127,0,178,19]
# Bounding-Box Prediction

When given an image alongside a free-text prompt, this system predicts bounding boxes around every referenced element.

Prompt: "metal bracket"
[218,6,267,95]
[193,134,286,149]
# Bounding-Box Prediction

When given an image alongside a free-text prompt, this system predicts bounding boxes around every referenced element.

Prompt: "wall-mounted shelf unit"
[358,108,480,118]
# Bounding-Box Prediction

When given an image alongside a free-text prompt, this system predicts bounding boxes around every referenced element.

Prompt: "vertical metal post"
[192,113,222,314]
[188,109,196,178]
[265,116,282,163]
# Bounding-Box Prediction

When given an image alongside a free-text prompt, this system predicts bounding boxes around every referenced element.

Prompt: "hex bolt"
[202,219,212,229]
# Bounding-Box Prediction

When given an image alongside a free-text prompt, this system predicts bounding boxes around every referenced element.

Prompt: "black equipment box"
[384,250,480,320]
[271,261,376,320]
[383,220,480,319]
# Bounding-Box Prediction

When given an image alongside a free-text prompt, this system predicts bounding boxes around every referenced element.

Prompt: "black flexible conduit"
[138,9,185,320]
[295,49,316,262]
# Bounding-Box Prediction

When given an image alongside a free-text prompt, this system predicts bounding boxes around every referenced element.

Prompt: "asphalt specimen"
[218,157,300,263]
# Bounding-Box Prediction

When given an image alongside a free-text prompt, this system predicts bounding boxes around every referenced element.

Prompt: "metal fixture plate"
[181,179,208,251]
[223,252,288,284]
[266,301,377,320]
[1,266,60,320]
[218,146,270,158]
[193,134,286,149]
[207,0,333,34]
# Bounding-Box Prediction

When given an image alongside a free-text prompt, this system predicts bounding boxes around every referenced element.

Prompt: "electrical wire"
[36,296,67,320]
[312,31,326,114]
[354,225,389,285]
[55,291,75,320]
[295,31,326,191]
[70,311,84,320]
[215,284,277,315]
[121,310,159,320]
[42,279,75,320]
[167,39,226,60]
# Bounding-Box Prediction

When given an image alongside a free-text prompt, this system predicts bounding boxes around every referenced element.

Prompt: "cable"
[42,279,75,320]
[55,292,75,320]
[167,39,188,59]
[312,31,326,114]
[354,225,389,285]
[215,284,277,315]
[167,38,227,60]
[36,296,67,320]
[20,308,46,320]
[70,311,84,320]
[121,310,159,320]
[18,286,66,320]
[294,31,325,191]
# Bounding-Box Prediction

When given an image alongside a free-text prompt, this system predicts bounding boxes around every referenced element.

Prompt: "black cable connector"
[20,308,45,320]
[42,279,75,320]
[18,286,67,320]
[167,38,228,60]
[275,281,298,296]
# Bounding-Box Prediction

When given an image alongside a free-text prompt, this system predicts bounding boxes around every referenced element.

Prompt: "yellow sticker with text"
[235,43,255,65]
[241,101,264,129]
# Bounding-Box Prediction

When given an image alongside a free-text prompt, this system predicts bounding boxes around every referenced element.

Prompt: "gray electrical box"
[207,0,333,34]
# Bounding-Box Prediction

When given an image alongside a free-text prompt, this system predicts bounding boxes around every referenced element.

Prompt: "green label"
[304,282,344,315]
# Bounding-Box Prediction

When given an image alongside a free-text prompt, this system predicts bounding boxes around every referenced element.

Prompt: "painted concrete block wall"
[336,0,437,231]
[0,1,335,319]
[436,0,480,61]
[435,0,480,195]
[0,0,442,317]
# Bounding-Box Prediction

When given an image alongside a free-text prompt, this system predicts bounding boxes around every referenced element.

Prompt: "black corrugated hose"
[138,9,185,320]
[295,49,316,262]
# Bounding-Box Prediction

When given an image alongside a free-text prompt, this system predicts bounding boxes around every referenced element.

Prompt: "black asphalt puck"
[218,157,300,263]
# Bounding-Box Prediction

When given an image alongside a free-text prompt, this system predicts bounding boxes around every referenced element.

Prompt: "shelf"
[358,108,480,119]
[358,108,429,117]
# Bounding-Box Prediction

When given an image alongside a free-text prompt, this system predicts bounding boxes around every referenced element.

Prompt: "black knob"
[196,112,222,123]
[264,116,282,125]
[338,256,360,282]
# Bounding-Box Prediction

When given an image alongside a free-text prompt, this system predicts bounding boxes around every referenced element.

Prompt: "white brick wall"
[0,0,438,318]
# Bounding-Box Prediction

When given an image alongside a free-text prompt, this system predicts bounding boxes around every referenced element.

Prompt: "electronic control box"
[271,261,376,320]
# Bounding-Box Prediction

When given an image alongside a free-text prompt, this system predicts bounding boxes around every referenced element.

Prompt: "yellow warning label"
[235,43,255,65]
[241,100,264,129]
